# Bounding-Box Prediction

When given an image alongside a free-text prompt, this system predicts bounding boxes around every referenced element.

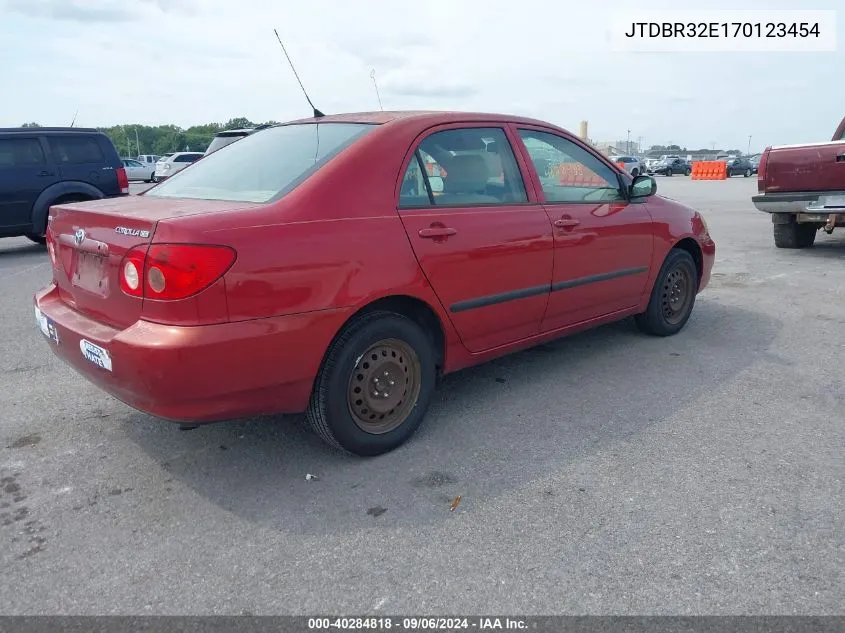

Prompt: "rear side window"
[146,123,376,203]
[174,154,201,163]
[205,134,248,154]
[399,127,527,208]
[48,136,104,164]
[0,138,45,168]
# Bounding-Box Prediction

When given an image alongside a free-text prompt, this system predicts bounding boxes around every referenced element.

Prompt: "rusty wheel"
[635,248,698,337]
[347,338,421,434]
[306,310,437,456]
[661,265,693,326]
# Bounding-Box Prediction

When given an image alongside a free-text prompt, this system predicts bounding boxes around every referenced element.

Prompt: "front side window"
[518,130,623,203]
[146,123,376,203]
[398,127,527,208]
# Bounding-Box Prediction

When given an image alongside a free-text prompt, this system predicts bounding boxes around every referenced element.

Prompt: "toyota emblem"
[73,228,86,246]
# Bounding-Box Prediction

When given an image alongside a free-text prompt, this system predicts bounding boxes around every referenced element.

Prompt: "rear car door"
[47,135,118,195]
[514,127,654,332]
[0,136,59,232]
[397,124,554,353]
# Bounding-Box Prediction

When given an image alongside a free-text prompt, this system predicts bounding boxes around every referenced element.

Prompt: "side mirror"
[630,174,657,199]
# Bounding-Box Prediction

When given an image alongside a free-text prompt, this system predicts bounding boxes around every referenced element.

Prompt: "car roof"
[0,127,100,134]
[283,110,561,128]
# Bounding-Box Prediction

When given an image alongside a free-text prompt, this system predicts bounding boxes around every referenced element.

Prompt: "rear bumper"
[34,284,353,423]
[752,191,845,214]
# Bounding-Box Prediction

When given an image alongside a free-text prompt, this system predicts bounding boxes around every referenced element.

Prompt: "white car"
[153,152,204,182]
[608,155,644,177]
[121,158,156,183]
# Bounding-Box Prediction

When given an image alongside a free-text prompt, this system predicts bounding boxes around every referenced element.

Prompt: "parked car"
[608,155,643,177]
[136,154,160,167]
[747,153,762,174]
[34,111,715,456]
[648,157,691,177]
[205,128,254,155]
[752,114,845,248]
[153,152,203,181]
[122,158,156,183]
[0,127,127,244]
[725,156,755,177]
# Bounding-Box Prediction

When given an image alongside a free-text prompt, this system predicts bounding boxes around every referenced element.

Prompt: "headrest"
[444,154,489,194]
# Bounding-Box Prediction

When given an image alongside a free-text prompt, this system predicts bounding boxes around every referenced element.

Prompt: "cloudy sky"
[1,0,842,151]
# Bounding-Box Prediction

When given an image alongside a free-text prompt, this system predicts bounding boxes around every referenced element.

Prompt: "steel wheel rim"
[347,338,421,434]
[662,265,693,325]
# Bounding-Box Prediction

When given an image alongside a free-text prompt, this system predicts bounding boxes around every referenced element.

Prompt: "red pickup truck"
[752,116,845,248]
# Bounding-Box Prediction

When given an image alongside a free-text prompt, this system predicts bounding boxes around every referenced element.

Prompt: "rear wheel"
[744,168,752,177]
[306,311,436,456]
[147,172,155,183]
[685,168,691,176]
[773,220,817,249]
[635,249,698,337]
[631,168,639,177]
[25,234,46,245]
[726,168,733,177]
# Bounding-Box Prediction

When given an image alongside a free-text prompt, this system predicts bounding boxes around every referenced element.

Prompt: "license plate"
[79,339,112,372]
[34,307,60,344]
[73,252,108,295]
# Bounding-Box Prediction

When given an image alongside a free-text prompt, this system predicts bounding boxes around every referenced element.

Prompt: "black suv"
[725,156,754,177]
[0,127,127,244]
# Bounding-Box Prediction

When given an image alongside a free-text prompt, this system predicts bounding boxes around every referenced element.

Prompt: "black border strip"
[449,267,648,313]
[551,266,648,292]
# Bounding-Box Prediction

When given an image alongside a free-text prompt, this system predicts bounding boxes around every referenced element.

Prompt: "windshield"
[146,122,377,203]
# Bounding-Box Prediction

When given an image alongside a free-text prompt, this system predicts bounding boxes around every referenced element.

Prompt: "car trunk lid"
[47,196,261,330]
[763,140,845,193]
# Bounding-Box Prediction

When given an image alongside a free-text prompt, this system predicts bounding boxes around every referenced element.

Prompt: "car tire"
[726,169,732,177]
[631,168,639,177]
[635,248,698,337]
[306,310,437,456]
[665,169,673,177]
[25,233,46,245]
[147,172,155,183]
[773,220,817,249]
[744,168,752,177]
[685,168,691,176]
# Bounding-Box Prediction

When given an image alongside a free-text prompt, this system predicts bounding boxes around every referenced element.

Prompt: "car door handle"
[554,218,580,229]
[37,170,56,177]
[419,227,457,238]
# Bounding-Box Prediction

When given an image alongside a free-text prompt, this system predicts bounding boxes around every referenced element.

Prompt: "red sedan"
[34,111,715,456]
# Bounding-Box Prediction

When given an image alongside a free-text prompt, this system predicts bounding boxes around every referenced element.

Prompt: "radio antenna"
[370,69,383,111]
[70,110,78,127]
[273,29,324,118]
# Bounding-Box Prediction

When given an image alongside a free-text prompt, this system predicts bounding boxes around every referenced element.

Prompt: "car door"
[397,124,554,353]
[514,127,654,332]
[0,136,59,231]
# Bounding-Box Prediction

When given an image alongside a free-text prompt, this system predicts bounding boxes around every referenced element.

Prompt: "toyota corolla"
[34,111,715,456]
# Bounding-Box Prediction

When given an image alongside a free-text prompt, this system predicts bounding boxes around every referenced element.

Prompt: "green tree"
[21,122,42,127]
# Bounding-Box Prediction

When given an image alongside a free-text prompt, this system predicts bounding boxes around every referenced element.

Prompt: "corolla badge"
[73,228,86,246]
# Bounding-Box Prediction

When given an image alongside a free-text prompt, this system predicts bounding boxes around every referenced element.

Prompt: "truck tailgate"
[764,141,845,193]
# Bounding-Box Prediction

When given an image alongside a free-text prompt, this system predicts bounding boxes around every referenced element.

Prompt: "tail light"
[45,228,57,272]
[757,146,771,193]
[116,166,129,194]
[119,244,237,301]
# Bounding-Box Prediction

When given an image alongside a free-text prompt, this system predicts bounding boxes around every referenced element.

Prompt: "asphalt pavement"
[1,177,843,614]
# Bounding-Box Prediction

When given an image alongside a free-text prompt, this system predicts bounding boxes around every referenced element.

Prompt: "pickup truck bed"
[752,116,845,248]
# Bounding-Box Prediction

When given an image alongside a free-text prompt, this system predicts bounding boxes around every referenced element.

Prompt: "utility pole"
[135,128,141,157]
[711,141,716,152]
[627,129,631,154]
[637,136,643,155]
[747,135,752,155]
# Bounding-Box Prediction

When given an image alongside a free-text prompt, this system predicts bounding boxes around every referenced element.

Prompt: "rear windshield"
[205,133,249,155]
[147,123,376,203]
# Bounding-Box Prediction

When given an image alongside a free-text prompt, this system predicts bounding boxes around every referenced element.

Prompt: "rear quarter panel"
[155,119,464,360]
